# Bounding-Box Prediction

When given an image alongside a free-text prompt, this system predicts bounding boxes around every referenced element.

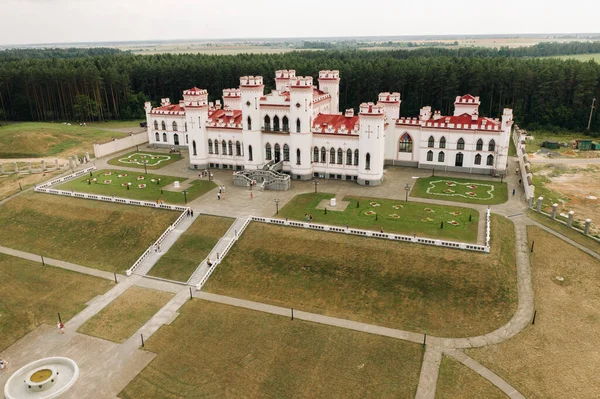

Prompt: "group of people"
[199,170,213,179]
[304,214,313,222]
[217,186,226,200]
[186,209,194,217]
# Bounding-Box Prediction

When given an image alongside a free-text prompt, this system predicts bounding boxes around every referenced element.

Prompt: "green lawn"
[0,193,179,273]
[0,254,113,352]
[56,169,215,204]
[119,300,423,399]
[107,150,184,170]
[411,176,508,205]
[204,215,517,337]
[78,286,173,343]
[86,120,145,129]
[279,193,479,242]
[0,122,128,158]
[527,211,600,253]
[149,215,234,281]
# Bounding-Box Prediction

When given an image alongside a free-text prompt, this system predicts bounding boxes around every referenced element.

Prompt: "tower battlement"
[275,70,296,79]
[377,92,400,103]
[359,102,384,115]
[289,76,313,87]
[240,76,264,86]
[223,88,241,98]
[318,70,340,80]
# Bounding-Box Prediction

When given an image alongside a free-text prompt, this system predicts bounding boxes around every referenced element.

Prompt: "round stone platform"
[4,357,79,399]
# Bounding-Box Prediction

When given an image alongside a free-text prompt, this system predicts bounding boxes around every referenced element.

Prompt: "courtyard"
[411,175,508,205]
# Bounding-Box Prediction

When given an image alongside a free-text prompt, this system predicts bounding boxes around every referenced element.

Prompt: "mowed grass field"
[0,254,113,352]
[0,122,128,158]
[78,286,173,343]
[0,193,179,273]
[119,300,423,399]
[279,193,480,242]
[0,170,63,201]
[204,215,517,337]
[149,215,234,281]
[467,227,600,398]
[411,176,508,205]
[436,355,506,399]
[107,150,183,170]
[57,169,216,204]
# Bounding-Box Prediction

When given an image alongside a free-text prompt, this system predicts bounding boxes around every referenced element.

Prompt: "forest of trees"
[0,42,598,133]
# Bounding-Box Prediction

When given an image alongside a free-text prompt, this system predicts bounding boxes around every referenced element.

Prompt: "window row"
[425,150,494,165]
[427,136,496,151]
[264,143,301,164]
[208,139,242,156]
[154,132,187,145]
[153,120,187,132]
[260,115,302,133]
[312,147,360,166]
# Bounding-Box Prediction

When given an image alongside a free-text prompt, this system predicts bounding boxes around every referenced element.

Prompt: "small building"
[542,140,560,149]
[575,139,593,151]
[592,142,600,150]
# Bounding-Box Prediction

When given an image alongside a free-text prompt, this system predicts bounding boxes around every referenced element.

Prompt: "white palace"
[144,69,513,186]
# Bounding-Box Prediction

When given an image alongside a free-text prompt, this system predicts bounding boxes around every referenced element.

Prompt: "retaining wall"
[93,131,148,159]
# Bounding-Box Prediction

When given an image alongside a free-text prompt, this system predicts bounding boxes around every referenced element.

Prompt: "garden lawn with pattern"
[107,151,183,170]
[411,176,508,205]
[119,300,423,399]
[56,169,215,204]
[204,215,516,337]
[279,192,479,242]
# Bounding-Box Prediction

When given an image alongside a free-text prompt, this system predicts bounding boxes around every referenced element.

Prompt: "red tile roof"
[312,113,359,135]
[397,113,501,131]
[207,109,243,128]
[457,94,478,102]
[150,104,185,115]
[184,87,206,95]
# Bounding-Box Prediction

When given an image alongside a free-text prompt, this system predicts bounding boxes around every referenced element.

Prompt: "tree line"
[0,44,598,133]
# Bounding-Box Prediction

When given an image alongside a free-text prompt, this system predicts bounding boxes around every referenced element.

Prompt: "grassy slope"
[119,300,423,399]
[527,211,600,256]
[0,254,112,351]
[467,227,600,398]
[411,176,508,205]
[78,286,173,343]
[149,215,234,281]
[279,193,480,242]
[56,169,216,204]
[0,193,178,273]
[436,355,506,399]
[0,122,128,158]
[204,215,517,337]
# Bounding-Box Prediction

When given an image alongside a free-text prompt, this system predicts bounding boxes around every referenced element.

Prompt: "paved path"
[415,348,443,399]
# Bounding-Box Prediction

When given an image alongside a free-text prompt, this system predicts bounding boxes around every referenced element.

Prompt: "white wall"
[93,132,148,158]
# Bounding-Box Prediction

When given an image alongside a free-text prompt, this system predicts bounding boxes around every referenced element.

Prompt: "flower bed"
[369,202,381,207]
[448,220,460,226]
[121,182,132,187]
[365,211,376,216]
[392,205,403,210]
[104,172,112,176]
[450,211,462,216]
[389,214,400,219]
[466,192,477,197]
[117,173,128,178]
[421,217,434,222]
[444,189,455,193]
[103,180,112,184]
[424,208,435,213]
[446,182,457,187]
[137,176,145,181]
[138,184,147,189]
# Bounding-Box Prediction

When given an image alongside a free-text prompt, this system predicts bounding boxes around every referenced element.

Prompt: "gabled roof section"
[150,104,186,115]
[312,113,359,135]
[207,109,243,129]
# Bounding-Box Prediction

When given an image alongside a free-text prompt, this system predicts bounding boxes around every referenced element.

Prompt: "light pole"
[274,198,280,215]
[182,189,188,204]
[312,179,319,193]
[404,183,411,203]
[143,160,148,175]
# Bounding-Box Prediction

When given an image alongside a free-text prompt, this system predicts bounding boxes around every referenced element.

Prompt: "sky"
[2,0,599,46]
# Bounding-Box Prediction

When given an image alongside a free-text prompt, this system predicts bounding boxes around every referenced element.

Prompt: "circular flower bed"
[389,214,400,219]
[369,202,381,207]
[422,217,434,222]
[444,189,455,193]
[104,172,112,176]
[466,192,477,197]
[121,182,132,187]
[137,176,145,180]
[365,211,376,215]
[117,173,128,178]
[151,156,158,159]
[445,182,456,187]
[103,180,112,184]
[392,205,403,210]
[424,208,435,212]
[450,211,461,216]
[140,155,147,159]
[468,184,477,189]
[448,220,460,226]
[90,178,97,182]
[138,184,147,189]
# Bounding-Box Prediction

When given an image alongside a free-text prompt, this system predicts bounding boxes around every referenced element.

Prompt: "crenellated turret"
[318,70,340,114]
[376,92,401,123]
[357,102,385,186]
[240,76,265,168]
[275,70,296,91]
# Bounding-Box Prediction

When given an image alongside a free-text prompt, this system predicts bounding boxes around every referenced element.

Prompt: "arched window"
[264,115,271,131]
[214,140,219,155]
[439,136,446,149]
[248,145,253,161]
[488,139,496,152]
[296,149,301,165]
[185,135,188,144]
[296,118,301,133]
[222,141,227,155]
[265,143,272,160]
[321,147,326,163]
[427,150,433,161]
[337,148,343,164]
[428,136,435,148]
[235,141,241,156]
[282,116,289,132]
[161,121,166,130]
[155,132,159,141]
[330,148,335,164]
[457,138,465,150]
[208,139,213,154]
[354,149,359,165]
[346,149,352,165]
[283,144,290,161]
[173,133,179,145]
[476,138,483,151]
[313,147,319,162]
[273,115,280,132]
[162,132,167,142]
[172,121,178,131]
[153,121,158,130]
[438,151,445,162]
[274,143,281,162]
[192,140,197,156]
[228,140,233,155]
[487,154,494,166]
[399,133,412,152]
[365,153,371,170]
[474,154,482,165]
[247,116,252,130]
[185,122,187,132]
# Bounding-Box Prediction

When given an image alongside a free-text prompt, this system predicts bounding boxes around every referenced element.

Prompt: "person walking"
[57,321,65,334]
[250,192,254,200]
[0,358,8,372]
[191,210,194,217]
[512,188,516,196]
[217,192,221,200]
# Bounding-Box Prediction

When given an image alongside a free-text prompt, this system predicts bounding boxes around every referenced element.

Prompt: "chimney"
[433,110,442,120]
[345,108,354,117]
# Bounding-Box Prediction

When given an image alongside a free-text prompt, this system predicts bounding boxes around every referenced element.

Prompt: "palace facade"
[144,70,513,185]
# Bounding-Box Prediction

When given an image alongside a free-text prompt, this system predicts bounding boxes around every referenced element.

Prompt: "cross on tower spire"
[365,126,373,139]
[188,117,196,129]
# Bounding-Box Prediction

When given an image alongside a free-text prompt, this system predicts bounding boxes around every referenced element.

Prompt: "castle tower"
[222,88,241,110]
[240,76,265,168]
[289,76,314,179]
[144,101,153,143]
[318,70,340,113]
[376,92,401,124]
[182,88,209,168]
[357,102,385,186]
[275,70,296,92]
[454,94,480,116]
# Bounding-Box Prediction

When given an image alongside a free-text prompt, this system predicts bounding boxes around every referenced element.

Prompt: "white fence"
[196,218,251,290]
[36,167,96,189]
[485,208,491,248]
[93,131,148,159]
[512,126,535,207]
